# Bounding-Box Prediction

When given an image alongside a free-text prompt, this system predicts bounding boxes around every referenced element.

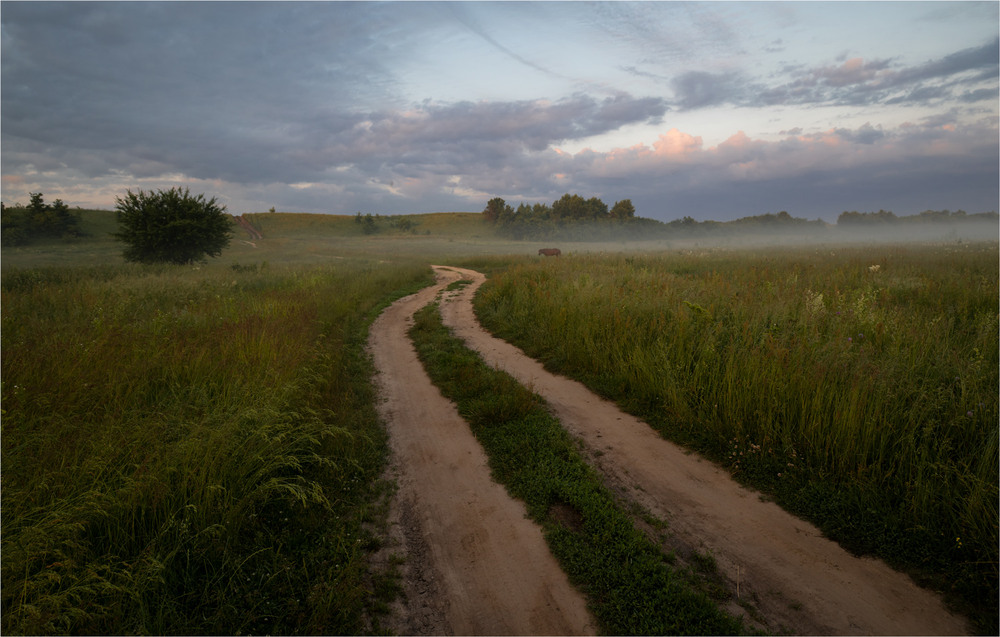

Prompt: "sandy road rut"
[368,268,596,636]
[370,265,970,635]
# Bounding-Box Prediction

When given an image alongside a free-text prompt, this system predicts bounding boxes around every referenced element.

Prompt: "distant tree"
[837,210,897,225]
[588,197,609,219]
[482,197,511,224]
[552,193,589,220]
[113,187,232,264]
[43,195,79,236]
[610,199,636,221]
[1,192,82,246]
[498,203,525,227]
[391,216,417,232]
[360,213,378,234]
[532,202,552,219]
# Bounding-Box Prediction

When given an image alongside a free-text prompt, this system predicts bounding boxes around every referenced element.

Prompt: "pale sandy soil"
[367,265,970,636]
[367,268,596,636]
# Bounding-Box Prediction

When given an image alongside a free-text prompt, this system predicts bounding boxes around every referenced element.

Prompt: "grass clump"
[1,260,431,634]
[473,243,998,632]
[408,302,747,635]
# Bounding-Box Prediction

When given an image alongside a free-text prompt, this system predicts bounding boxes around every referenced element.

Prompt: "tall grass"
[1,260,430,634]
[474,243,998,630]
[409,302,747,635]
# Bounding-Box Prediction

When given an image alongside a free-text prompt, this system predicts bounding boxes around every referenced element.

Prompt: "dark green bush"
[113,187,232,264]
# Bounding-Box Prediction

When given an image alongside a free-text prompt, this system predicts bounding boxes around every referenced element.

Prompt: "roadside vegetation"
[409,301,748,635]
[1,259,430,634]
[473,243,999,632]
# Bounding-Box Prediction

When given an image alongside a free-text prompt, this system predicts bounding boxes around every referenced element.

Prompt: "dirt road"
[368,268,596,636]
[369,265,969,635]
[432,265,969,636]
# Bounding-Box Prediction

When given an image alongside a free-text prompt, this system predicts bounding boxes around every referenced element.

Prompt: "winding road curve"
[369,265,970,635]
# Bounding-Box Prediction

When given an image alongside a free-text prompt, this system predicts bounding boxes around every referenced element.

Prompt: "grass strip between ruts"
[408,301,749,636]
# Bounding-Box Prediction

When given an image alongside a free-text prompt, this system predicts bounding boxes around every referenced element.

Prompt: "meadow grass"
[473,242,999,632]
[1,258,431,634]
[408,302,749,635]
[5,210,996,633]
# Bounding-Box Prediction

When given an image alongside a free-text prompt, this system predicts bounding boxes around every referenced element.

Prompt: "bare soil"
[368,269,596,636]
[368,265,970,636]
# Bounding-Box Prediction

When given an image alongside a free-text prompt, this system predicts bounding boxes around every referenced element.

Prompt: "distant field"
[2,213,996,633]
[1,210,522,269]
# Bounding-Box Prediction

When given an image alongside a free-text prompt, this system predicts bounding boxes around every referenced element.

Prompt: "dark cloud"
[671,71,746,109]
[1,1,419,182]
[887,38,999,87]
[831,123,885,145]
[2,1,667,190]
[754,38,999,108]
[1,2,996,222]
[664,38,998,110]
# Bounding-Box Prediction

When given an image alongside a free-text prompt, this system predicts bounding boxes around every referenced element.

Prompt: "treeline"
[660,208,998,239]
[837,209,999,225]
[664,210,826,235]
[2,193,84,246]
[482,194,648,240]
[481,195,998,241]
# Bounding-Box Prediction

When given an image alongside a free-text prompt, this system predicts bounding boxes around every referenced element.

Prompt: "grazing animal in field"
[538,248,562,257]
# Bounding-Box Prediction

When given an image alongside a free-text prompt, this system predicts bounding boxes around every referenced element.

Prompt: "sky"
[1,1,998,223]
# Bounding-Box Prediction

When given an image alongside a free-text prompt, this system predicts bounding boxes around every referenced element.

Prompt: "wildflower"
[967,411,974,417]
[848,337,852,343]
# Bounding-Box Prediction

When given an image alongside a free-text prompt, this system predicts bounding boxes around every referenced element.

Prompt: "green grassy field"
[473,244,999,630]
[1,254,432,633]
[2,210,996,633]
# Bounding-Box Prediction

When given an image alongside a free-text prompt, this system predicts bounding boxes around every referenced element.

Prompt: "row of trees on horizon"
[482,194,999,241]
[3,190,997,249]
[482,194,644,240]
[1,193,84,246]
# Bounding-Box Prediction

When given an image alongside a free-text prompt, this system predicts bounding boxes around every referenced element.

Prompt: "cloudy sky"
[2,1,998,222]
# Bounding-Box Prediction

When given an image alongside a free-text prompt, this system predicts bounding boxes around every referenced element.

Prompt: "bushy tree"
[610,199,635,220]
[113,187,232,264]
[482,197,513,224]
[551,193,589,220]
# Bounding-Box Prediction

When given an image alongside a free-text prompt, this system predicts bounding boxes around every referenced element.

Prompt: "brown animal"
[538,248,562,257]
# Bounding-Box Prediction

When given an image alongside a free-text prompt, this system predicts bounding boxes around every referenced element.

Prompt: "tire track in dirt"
[435,265,969,636]
[368,268,596,636]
